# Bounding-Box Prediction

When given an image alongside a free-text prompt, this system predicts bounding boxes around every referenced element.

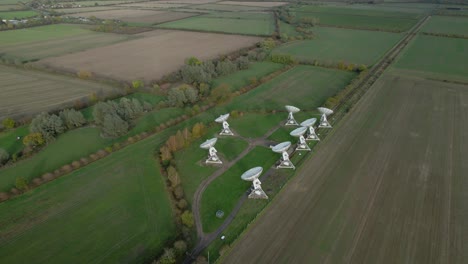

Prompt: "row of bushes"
[324,69,369,109]
[298,58,368,72]
[421,31,468,39]
[155,122,210,264]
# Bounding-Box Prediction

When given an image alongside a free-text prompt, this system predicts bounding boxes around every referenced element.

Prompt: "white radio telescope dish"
[290,126,310,151]
[200,138,217,149]
[318,107,333,116]
[318,107,333,128]
[290,126,308,137]
[285,105,300,126]
[271,141,291,153]
[301,118,320,141]
[215,113,230,123]
[241,167,263,181]
[300,118,317,127]
[285,105,300,113]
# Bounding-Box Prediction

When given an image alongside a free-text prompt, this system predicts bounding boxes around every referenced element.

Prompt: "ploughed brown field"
[218,1,288,7]
[222,73,468,263]
[38,30,262,82]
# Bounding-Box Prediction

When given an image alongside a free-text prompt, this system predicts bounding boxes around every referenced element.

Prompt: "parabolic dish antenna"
[200,138,217,149]
[290,126,308,137]
[241,167,263,181]
[215,113,230,123]
[318,107,334,116]
[300,118,317,127]
[285,105,300,113]
[272,141,291,153]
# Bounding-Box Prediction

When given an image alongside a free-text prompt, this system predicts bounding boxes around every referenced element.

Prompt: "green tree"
[181,210,194,228]
[159,248,176,264]
[132,80,144,89]
[59,109,86,129]
[143,101,153,112]
[2,118,15,129]
[30,112,65,141]
[15,177,28,191]
[0,148,9,164]
[23,133,45,148]
[216,60,238,76]
[186,56,202,66]
[236,56,250,70]
[93,101,119,125]
[101,114,128,138]
[209,84,232,104]
[173,240,187,256]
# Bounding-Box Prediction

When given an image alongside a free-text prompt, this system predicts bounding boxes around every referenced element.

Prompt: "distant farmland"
[223,73,468,264]
[421,15,468,36]
[157,12,274,36]
[291,5,421,32]
[0,65,118,120]
[273,27,403,66]
[0,24,133,62]
[38,30,262,82]
[394,35,468,82]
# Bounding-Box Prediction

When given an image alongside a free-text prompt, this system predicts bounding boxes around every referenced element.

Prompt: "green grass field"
[274,27,403,66]
[0,139,175,263]
[279,20,301,37]
[0,107,183,192]
[0,10,38,19]
[211,61,284,92]
[200,146,277,233]
[0,126,29,156]
[422,15,468,36]
[189,3,267,12]
[226,65,356,112]
[394,34,468,82]
[157,13,274,36]
[291,5,420,31]
[175,128,249,204]
[229,113,285,139]
[0,24,133,62]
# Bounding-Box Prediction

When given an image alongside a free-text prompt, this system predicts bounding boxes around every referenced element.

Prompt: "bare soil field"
[218,1,288,7]
[0,65,118,120]
[117,2,189,9]
[38,30,262,82]
[222,73,468,263]
[56,6,122,14]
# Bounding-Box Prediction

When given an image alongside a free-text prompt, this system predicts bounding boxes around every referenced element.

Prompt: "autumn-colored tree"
[166,135,178,152]
[175,130,185,150]
[23,133,45,148]
[182,127,192,145]
[2,118,15,129]
[15,177,28,191]
[160,146,172,163]
[191,123,206,139]
[181,210,194,228]
[167,166,180,187]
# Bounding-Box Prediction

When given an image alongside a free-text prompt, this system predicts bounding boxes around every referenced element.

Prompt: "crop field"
[0,65,118,121]
[211,61,284,92]
[0,24,133,62]
[56,0,133,7]
[291,5,420,31]
[218,1,288,7]
[38,30,262,82]
[67,9,197,24]
[188,3,268,11]
[0,10,38,19]
[226,65,355,112]
[0,140,176,263]
[54,6,122,13]
[157,12,274,36]
[0,5,23,11]
[421,15,468,36]
[394,35,468,82]
[222,73,468,264]
[117,2,189,9]
[274,27,403,66]
[200,146,277,233]
[279,20,300,36]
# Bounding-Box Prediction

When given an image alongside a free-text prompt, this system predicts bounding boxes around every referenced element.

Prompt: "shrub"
[173,240,187,255]
[181,210,194,228]
[177,199,188,210]
[216,60,238,76]
[15,177,28,191]
[0,192,9,202]
[23,133,45,148]
[30,112,65,141]
[77,70,93,79]
[42,173,55,182]
[71,161,81,169]
[59,109,86,129]
[271,54,296,65]
[90,153,99,161]
[97,149,108,158]
[104,146,113,153]
[101,114,128,138]
[209,84,232,104]
[174,185,184,199]
[61,164,73,174]
[0,148,9,165]
[132,80,144,89]
[158,248,176,264]
[10,188,20,195]
[32,178,43,186]
[167,166,180,187]
[2,117,15,129]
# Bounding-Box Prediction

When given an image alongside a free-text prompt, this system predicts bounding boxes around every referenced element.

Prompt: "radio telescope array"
[301,118,320,141]
[215,113,234,136]
[241,167,268,199]
[271,141,295,169]
[290,126,311,151]
[200,138,222,164]
[285,105,300,126]
[318,107,334,128]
